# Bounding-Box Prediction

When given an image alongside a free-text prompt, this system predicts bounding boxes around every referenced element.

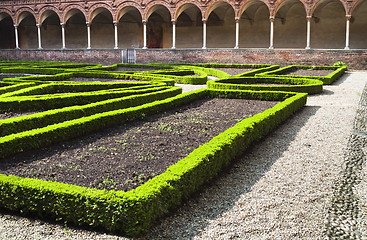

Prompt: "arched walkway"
[118,7,143,48]
[0,13,15,49]
[207,2,236,48]
[145,5,172,48]
[274,0,307,48]
[311,0,345,49]
[176,3,202,48]
[18,11,38,49]
[64,9,87,49]
[90,8,114,49]
[40,10,62,49]
[350,0,367,49]
[239,1,270,48]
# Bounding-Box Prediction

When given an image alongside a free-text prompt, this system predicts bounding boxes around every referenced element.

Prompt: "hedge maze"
[0,61,347,236]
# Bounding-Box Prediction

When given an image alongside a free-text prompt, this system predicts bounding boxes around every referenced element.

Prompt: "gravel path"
[0,72,366,239]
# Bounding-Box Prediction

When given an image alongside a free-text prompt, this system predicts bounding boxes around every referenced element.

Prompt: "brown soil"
[0,98,278,191]
[284,69,334,76]
[213,68,255,75]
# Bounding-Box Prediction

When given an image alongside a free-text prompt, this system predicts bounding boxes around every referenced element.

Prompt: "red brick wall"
[0,49,367,69]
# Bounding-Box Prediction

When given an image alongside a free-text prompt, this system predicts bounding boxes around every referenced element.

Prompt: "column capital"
[36,23,42,28]
[142,20,147,24]
[13,24,18,28]
[86,22,91,27]
[113,21,118,26]
[171,19,176,24]
[202,19,207,24]
[235,18,240,23]
[306,16,312,21]
[346,15,352,21]
[60,22,65,27]
[269,16,275,22]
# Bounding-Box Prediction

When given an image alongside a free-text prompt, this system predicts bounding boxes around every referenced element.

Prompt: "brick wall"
[0,49,367,69]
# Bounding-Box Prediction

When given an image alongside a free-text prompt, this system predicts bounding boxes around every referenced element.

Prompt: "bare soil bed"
[283,69,334,76]
[0,98,278,191]
[213,68,255,75]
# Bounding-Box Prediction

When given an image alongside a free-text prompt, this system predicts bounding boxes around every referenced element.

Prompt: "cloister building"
[0,0,366,50]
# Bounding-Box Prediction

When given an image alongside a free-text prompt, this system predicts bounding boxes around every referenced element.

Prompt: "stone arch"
[38,5,61,23]
[117,5,143,48]
[174,1,203,20]
[204,0,236,20]
[15,8,37,25]
[144,4,172,48]
[175,3,203,48]
[144,1,173,20]
[116,2,143,21]
[61,4,87,23]
[349,0,367,48]
[205,1,236,48]
[38,9,62,49]
[63,8,87,49]
[310,0,346,49]
[87,3,114,22]
[239,0,270,47]
[16,10,38,49]
[0,8,15,23]
[0,12,15,49]
[88,7,114,48]
[273,0,307,48]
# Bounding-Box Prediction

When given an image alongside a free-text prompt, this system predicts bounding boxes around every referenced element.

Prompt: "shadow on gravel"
[137,105,321,240]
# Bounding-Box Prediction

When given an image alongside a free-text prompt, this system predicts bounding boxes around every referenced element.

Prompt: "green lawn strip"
[257,65,348,85]
[0,87,182,137]
[0,89,307,236]
[207,76,323,94]
[0,85,171,112]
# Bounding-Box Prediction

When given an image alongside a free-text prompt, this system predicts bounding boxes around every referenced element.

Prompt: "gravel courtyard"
[0,71,366,239]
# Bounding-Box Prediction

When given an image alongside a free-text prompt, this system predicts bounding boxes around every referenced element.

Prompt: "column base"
[142,47,148,49]
[202,46,207,49]
[234,46,239,49]
[269,46,274,49]
[305,46,311,50]
[171,47,176,49]
[344,46,350,50]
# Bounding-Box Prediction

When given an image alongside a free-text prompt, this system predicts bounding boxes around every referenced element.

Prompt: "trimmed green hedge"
[257,65,348,85]
[0,89,307,236]
[0,87,182,137]
[207,76,324,94]
[0,85,170,112]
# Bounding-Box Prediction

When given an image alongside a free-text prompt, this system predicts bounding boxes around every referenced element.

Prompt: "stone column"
[142,20,147,49]
[86,22,91,49]
[306,16,311,49]
[36,23,42,49]
[114,21,119,49]
[202,19,207,49]
[60,23,66,49]
[172,20,176,49]
[345,15,351,50]
[269,17,274,49]
[14,24,20,49]
[235,18,240,49]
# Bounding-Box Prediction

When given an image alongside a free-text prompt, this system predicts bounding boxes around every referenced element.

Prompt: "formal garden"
[0,61,347,236]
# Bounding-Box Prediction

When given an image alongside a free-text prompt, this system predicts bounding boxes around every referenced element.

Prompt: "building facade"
[0,0,366,50]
